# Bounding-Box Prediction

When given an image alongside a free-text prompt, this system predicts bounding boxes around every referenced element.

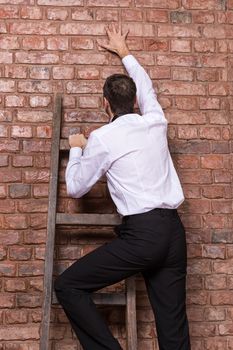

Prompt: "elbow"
[66,181,84,199]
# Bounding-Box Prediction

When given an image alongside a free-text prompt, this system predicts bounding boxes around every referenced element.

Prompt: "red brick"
[12,155,33,167]
[0,325,39,340]
[0,169,21,182]
[172,67,194,81]
[205,275,227,290]
[211,291,233,305]
[62,52,108,65]
[16,52,58,64]
[77,67,100,80]
[5,95,26,107]
[170,11,192,24]
[18,262,44,276]
[0,22,6,33]
[18,81,52,93]
[202,244,225,259]
[0,155,8,166]
[187,290,209,305]
[24,170,49,183]
[38,0,83,4]
[200,127,221,140]
[0,80,15,92]
[87,0,130,5]
[36,125,52,138]
[67,81,102,94]
[167,110,206,125]
[23,140,51,153]
[0,185,7,198]
[9,184,31,198]
[4,215,28,230]
[175,155,199,169]
[175,97,198,110]
[202,56,227,68]
[0,125,8,137]
[200,97,220,110]
[29,95,51,108]
[204,307,226,321]
[158,54,198,67]
[205,338,227,350]
[71,37,94,50]
[159,82,205,95]
[0,231,20,245]
[53,67,74,80]
[183,0,225,10]
[61,22,106,35]
[183,185,201,199]
[0,6,19,18]
[9,247,32,261]
[149,67,171,79]
[29,67,50,79]
[17,110,52,122]
[201,155,223,169]
[47,8,68,20]
[209,83,228,96]
[96,9,119,22]
[5,66,27,79]
[0,36,19,49]
[203,215,226,229]
[158,24,201,37]
[33,184,49,197]
[4,279,26,292]
[202,185,224,199]
[145,39,168,52]
[10,22,57,35]
[0,112,13,124]
[177,126,198,140]
[212,200,232,214]
[0,263,16,276]
[196,68,218,81]
[79,96,100,109]
[5,310,28,324]
[203,25,226,39]
[171,39,191,52]
[194,39,215,53]
[47,37,68,51]
[135,0,179,8]
[11,126,32,138]
[0,295,15,309]
[20,6,42,19]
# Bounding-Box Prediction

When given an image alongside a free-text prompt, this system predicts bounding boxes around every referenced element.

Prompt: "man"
[55,25,190,350]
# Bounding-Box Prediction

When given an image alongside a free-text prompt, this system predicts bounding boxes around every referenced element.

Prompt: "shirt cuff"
[122,54,138,69]
[69,147,82,160]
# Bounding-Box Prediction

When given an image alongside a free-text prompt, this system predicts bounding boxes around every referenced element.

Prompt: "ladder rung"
[56,213,121,226]
[53,292,126,306]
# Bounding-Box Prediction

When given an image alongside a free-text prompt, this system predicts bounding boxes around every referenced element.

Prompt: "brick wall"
[0,0,233,349]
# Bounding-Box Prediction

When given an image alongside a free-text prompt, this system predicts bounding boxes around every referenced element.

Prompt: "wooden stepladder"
[40,95,137,350]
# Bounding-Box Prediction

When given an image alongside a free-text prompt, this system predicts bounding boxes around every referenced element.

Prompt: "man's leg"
[143,214,190,350]
[54,209,173,350]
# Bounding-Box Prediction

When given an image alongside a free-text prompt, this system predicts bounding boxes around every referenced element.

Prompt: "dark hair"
[103,74,137,116]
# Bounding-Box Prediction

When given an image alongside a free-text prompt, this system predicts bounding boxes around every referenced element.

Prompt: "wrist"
[118,46,130,59]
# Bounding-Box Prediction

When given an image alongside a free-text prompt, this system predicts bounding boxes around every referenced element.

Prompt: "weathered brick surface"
[0,1,232,349]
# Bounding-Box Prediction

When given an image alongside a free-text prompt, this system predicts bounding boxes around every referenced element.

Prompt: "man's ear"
[134,97,138,110]
[104,97,113,118]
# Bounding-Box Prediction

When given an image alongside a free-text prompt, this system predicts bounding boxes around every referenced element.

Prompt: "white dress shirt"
[65,55,184,216]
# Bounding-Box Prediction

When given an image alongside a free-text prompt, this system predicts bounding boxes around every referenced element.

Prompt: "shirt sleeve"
[65,132,111,198]
[122,54,167,124]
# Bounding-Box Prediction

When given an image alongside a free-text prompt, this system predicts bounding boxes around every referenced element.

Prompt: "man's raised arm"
[100,24,167,123]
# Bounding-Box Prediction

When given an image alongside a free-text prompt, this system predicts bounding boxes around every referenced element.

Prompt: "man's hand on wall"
[99,24,130,59]
[69,134,87,149]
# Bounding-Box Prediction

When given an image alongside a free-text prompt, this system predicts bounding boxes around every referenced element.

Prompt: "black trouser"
[54,208,191,350]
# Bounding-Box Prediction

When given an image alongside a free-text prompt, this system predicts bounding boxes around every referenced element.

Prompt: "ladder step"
[56,213,121,226]
[53,292,126,306]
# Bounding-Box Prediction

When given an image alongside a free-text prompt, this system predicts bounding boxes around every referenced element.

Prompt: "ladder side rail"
[40,94,62,350]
